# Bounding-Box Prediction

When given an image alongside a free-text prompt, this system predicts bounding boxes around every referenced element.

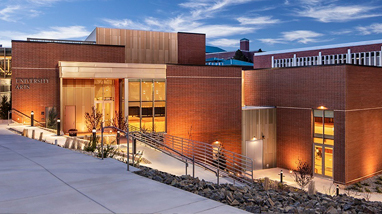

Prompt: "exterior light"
[252,136,257,140]
[319,106,327,110]
[57,118,61,136]
[92,127,96,141]
[289,170,293,174]
[31,111,34,127]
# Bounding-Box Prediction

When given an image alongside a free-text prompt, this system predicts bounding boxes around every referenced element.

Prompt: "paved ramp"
[0,125,247,213]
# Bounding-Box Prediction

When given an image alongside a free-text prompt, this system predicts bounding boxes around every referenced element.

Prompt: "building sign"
[15,78,49,90]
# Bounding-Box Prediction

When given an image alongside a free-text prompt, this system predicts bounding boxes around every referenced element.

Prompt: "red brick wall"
[344,65,382,184]
[244,65,347,183]
[244,65,347,109]
[254,43,382,69]
[12,41,125,122]
[177,33,205,65]
[276,108,312,171]
[166,65,242,154]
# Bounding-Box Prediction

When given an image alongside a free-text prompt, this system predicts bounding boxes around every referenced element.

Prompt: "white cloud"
[179,0,254,20]
[237,16,281,25]
[259,30,324,45]
[209,38,240,47]
[258,38,285,45]
[296,5,381,23]
[0,5,21,22]
[102,18,150,30]
[0,26,90,47]
[330,29,353,35]
[357,23,382,35]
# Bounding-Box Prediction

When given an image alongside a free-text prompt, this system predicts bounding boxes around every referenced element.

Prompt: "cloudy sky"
[0,0,381,51]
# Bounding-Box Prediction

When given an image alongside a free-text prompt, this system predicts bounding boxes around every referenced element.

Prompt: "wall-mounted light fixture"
[318,106,327,110]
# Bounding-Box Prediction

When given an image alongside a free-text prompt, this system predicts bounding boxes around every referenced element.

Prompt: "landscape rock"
[134,166,382,213]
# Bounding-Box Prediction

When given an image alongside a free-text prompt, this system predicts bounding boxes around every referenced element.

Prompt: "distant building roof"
[205,57,253,66]
[206,45,226,53]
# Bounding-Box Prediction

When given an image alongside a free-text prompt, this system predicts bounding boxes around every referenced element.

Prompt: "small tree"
[0,95,11,119]
[112,111,128,131]
[84,106,103,132]
[47,108,57,129]
[293,158,314,190]
[233,49,249,62]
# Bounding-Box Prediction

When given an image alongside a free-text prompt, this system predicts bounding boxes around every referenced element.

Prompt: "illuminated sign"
[15,78,49,90]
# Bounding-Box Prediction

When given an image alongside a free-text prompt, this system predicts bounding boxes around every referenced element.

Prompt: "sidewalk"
[0,124,247,213]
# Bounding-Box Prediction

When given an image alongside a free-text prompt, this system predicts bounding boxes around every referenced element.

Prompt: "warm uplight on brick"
[319,106,327,110]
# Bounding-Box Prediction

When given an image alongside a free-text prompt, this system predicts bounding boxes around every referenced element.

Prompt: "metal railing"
[8,109,45,127]
[127,125,254,186]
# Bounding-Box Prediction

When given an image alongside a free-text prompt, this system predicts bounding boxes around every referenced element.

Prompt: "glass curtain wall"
[128,79,166,132]
[313,110,334,177]
[0,47,12,78]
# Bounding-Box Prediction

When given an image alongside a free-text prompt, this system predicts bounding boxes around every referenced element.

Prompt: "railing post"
[132,138,136,166]
[185,159,188,175]
[7,110,10,125]
[217,153,220,185]
[117,131,120,150]
[181,138,183,155]
[101,122,104,160]
[172,136,174,149]
[193,155,195,178]
[126,127,130,171]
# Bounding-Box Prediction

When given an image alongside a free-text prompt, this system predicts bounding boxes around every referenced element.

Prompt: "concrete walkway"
[0,125,247,214]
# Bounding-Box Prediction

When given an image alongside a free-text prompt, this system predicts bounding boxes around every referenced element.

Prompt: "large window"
[128,79,166,132]
[313,110,334,177]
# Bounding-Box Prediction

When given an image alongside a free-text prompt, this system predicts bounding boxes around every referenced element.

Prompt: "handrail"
[8,108,45,127]
[101,125,195,173]
[127,124,254,186]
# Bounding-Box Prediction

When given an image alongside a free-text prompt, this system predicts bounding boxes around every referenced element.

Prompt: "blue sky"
[0,0,382,51]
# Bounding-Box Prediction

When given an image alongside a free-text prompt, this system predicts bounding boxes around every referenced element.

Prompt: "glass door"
[313,110,334,177]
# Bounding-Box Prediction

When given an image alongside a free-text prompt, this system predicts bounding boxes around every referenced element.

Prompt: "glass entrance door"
[314,145,323,175]
[313,110,334,177]
[95,100,114,126]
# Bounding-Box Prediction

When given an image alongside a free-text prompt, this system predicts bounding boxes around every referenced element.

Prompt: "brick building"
[246,40,382,185]
[12,28,242,155]
[11,26,382,185]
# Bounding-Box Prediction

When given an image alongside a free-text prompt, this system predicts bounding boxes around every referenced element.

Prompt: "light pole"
[57,118,60,136]
[92,127,96,141]
[31,111,34,126]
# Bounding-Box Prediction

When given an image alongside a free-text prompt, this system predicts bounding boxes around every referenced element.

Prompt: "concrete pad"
[0,125,248,213]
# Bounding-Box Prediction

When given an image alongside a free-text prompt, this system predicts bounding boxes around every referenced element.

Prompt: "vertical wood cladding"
[12,41,125,122]
[177,33,206,65]
[96,27,178,64]
[166,65,242,154]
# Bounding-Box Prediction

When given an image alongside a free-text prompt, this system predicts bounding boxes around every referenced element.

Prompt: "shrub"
[376,187,382,193]
[84,106,103,132]
[365,187,371,193]
[362,182,370,186]
[97,144,116,158]
[0,95,11,119]
[46,108,57,129]
[84,136,98,152]
[292,158,313,190]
